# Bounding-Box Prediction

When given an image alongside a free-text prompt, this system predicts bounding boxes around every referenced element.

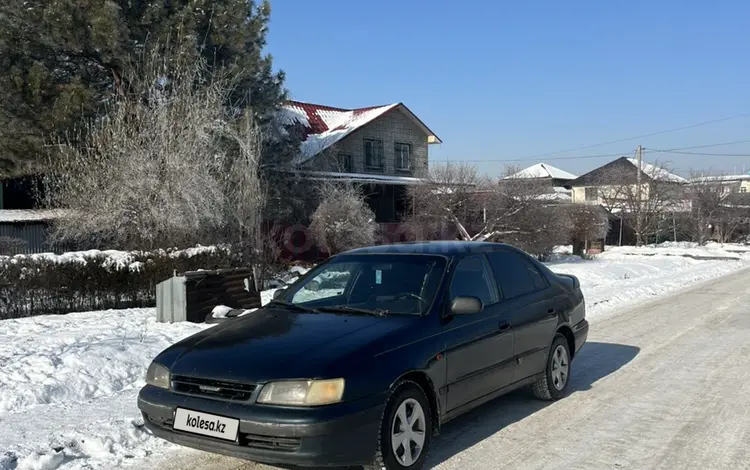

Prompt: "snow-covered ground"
[547,246,750,322]
[1,243,749,470]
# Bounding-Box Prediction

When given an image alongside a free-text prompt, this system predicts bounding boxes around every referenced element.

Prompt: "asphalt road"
[165,268,750,470]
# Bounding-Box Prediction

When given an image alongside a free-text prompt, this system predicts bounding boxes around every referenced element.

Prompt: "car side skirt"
[441,373,543,424]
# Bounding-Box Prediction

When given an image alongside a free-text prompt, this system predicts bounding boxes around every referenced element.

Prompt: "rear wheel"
[532,334,571,400]
[365,380,432,470]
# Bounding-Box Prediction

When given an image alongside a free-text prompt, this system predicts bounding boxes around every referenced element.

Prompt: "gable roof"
[568,157,686,186]
[504,163,577,180]
[279,101,441,164]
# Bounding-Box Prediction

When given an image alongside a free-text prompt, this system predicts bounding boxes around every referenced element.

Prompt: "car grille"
[171,375,257,401]
[146,414,173,429]
[241,433,301,452]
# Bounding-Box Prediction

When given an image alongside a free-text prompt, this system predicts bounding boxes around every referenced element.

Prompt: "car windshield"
[280,254,447,316]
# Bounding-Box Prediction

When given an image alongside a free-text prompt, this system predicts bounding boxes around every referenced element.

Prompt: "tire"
[364,380,432,470]
[532,334,571,401]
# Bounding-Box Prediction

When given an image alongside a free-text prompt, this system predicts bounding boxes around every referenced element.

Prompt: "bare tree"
[222,112,279,289]
[687,175,750,243]
[686,174,729,244]
[404,163,572,258]
[568,205,610,254]
[43,49,232,249]
[309,182,377,254]
[404,162,482,240]
[595,160,685,246]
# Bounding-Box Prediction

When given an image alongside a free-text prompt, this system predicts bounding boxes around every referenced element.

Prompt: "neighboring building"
[688,173,750,195]
[568,157,687,206]
[279,100,441,223]
[0,175,63,255]
[0,209,69,255]
[280,100,441,176]
[567,157,689,246]
[501,163,577,202]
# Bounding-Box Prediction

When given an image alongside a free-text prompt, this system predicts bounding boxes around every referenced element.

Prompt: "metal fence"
[0,222,51,255]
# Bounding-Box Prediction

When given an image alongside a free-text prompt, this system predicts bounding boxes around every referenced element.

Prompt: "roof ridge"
[285,100,352,112]
[286,100,399,113]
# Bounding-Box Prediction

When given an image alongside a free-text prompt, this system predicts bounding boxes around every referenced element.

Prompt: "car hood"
[160,307,411,383]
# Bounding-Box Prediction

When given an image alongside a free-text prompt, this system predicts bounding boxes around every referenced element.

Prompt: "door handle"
[498,322,511,332]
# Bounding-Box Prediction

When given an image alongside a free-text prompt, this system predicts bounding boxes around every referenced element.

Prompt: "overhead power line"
[520,113,750,160]
[648,139,750,151]
[646,149,750,157]
[441,152,628,164]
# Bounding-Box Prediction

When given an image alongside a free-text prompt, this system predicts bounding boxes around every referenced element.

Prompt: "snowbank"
[548,250,750,321]
[2,246,750,469]
[602,241,750,260]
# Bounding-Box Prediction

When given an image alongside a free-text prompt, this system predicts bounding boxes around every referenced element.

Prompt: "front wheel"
[532,334,571,400]
[365,380,432,470]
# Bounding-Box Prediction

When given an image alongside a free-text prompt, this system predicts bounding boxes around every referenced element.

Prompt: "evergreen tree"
[0,0,294,177]
[0,0,128,176]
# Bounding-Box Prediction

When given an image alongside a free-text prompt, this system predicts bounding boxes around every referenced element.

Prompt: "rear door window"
[486,251,546,299]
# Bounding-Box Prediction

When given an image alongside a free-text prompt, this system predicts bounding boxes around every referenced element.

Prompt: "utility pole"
[635,145,643,246]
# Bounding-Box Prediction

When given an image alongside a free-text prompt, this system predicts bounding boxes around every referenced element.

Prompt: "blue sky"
[266,0,750,177]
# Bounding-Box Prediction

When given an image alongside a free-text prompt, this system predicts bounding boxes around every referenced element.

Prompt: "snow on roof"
[281,101,441,165]
[0,209,69,223]
[533,187,572,202]
[626,159,687,183]
[504,163,577,180]
[689,174,750,183]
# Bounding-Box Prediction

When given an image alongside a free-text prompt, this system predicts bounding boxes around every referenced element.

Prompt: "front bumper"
[572,318,589,357]
[138,385,384,467]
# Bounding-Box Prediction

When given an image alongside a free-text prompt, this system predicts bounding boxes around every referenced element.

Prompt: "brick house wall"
[303,108,429,178]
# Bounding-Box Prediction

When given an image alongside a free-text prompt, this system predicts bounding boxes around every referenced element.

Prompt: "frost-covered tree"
[42,51,263,250]
[309,183,377,255]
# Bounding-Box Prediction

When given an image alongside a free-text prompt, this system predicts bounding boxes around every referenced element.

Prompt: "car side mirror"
[272,288,286,300]
[450,296,483,315]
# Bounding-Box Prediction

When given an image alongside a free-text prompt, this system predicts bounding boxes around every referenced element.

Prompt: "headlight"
[145,362,170,389]
[257,379,345,406]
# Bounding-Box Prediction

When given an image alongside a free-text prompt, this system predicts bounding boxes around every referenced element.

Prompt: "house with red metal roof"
[279,100,442,223]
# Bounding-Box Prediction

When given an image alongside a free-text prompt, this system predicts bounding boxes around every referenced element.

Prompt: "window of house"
[364,139,384,170]
[585,187,598,202]
[741,187,748,193]
[394,142,412,171]
[336,153,353,173]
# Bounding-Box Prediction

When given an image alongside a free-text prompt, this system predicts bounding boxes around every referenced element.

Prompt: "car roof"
[341,241,515,256]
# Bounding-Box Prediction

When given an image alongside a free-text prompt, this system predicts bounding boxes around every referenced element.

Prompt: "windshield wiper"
[266,300,320,314]
[318,306,389,317]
